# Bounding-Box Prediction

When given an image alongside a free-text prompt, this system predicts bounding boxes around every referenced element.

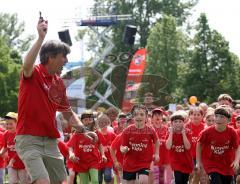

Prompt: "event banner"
[121,48,147,112]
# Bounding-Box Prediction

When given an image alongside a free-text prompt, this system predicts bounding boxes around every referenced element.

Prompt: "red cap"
[152,108,168,116]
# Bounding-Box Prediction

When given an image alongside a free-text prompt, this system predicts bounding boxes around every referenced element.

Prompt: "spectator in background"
[217,94,233,107]
[144,92,157,112]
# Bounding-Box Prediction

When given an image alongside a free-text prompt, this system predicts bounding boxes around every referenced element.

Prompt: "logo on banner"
[133,55,145,65]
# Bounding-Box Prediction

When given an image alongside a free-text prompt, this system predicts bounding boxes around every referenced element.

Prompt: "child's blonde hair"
[189,106,204,116]
[96,114,111,128]
[4,112,18,122]
[217,94,233,104]
[170,111,186,122]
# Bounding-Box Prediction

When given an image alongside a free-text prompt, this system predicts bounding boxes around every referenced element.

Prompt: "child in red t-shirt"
[196,105,240,184]
[110,132,124,184]
[231,104,240,129]
[166,111,193,184]
[0,131,5,184]
[106,107,119,128]
[150,108,172,184]
[0,112,30,184]
[110,115,133,184]
[204,108,215,128]
[121,104,160,184]
[96,114,116,184]
[114,113,127,135]
[185,106,205,183]
[68,110,105,184]
[185,106,205,160]
[235,115,240,184]
[217,94,236,128]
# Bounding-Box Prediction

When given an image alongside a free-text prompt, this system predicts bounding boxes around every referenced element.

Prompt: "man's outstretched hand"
[84,131,98,143]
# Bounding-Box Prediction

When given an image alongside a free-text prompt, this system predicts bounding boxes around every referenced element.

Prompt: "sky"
[192,0,240,57]
[0,0,240,58]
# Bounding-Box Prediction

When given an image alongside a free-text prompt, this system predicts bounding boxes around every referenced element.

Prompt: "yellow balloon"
[189,96,197,105]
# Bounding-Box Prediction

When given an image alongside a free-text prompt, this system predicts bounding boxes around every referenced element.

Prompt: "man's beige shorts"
[15,135,67,183]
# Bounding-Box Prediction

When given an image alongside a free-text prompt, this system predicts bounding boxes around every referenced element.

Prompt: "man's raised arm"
[23,19,48,78]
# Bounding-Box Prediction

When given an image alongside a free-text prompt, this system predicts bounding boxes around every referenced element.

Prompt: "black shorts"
[123,168,149,181]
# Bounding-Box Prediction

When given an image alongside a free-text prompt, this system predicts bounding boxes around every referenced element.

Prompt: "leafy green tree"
[137,15,189,106]
[182,13,240,103]
[0,13,33,115]
[0,13,34,54]
[147,15,179,92]
[0,37,21,115]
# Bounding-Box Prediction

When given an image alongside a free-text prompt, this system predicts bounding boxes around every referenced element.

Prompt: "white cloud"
[193,0,240,57]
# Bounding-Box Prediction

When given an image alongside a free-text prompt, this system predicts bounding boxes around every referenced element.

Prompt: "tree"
[182,13,240,103]
[0,37,21,115]
[0,13,34,54]
[147,15,179,92]
[138,15,189,106]
[0,13,33,115]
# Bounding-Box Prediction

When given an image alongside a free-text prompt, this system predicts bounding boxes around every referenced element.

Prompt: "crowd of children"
[1,93,240,184]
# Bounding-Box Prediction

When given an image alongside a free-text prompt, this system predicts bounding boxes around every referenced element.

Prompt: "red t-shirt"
[114,126,124,135]
[167,132,193,174]
[154,126,170,166]
[67,133,101,172]
[58,140,73,169]
[17,64,70,138]
[3,131,25,169]
[112,120,118,128]
[0,132,5,168]
[0,127,5,133]
[198,125,239,176]
[229,112,237,129]
[58,141,69,158]
[185,121,205,159]
[236,129,240,144]
[121,124,158,172]
[97,130,116,169]
[110,133,123,166]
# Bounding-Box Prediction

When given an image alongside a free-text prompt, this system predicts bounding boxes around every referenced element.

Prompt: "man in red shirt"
[196,105,240,184]
[15,18,96,184]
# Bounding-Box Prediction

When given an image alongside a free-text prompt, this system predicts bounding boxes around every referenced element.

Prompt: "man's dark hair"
[40,40,70,65]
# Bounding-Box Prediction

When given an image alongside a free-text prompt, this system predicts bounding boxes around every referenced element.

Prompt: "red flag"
[121,48,147,112]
